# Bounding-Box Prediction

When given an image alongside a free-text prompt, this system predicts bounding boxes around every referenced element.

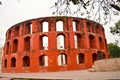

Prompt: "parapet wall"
[2,16,109,73]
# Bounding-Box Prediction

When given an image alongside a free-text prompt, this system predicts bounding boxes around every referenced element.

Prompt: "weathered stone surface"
[88,68,95,72]
[94,58,120,71]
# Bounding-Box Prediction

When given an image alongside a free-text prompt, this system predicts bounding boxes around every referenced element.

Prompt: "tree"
[108,43,120,58]
[0,1,2,5]
[110,20,120,44]
[53,0,120,45]
[110,20,120,36]
[53,0,120,24]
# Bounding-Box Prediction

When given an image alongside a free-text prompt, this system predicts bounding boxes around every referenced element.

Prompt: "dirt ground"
[0,69,120,80]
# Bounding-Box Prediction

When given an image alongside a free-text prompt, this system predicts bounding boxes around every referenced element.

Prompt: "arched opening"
[74,35,78,48]
[42,21,48,32]
[24,37,30,51]
[89,35,96,48]
[99,37,104,49]
[39,55,48,66]
[4,59,7,68]
[23,56,30,67]
[57,34,65,49]
[12,39,18,53]
[86,22,91,32]
[8,30,11,39]
[96,25,103,35]
[92,53,97,63]
[24,22,32,34]
[97,51,106,59]
[73,21,79,31]
[14,26,19,37]
[11,57,16,67]
[74,34,83,49]
[42,36,48,50]
[6,42,10,55]
[39,35,48,50]
[56,21,64,31]
[77,53,85,64]
[58,53,67,65]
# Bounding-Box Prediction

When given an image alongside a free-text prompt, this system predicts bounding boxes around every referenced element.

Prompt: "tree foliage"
[108,43,120,58]
[0,1,2,5]
[53,0,120,24]
[110,20,120,36]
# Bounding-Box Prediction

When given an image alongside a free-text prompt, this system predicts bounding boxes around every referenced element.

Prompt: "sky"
[0,0,120,47]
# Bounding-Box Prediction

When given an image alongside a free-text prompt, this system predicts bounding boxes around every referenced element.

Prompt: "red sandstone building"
[2,16,109,73]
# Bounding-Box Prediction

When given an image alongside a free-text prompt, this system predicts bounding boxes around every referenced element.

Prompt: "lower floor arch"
[97,51,106,59]
[11,57,16,67]
[4,59,7,68]
[23,56,30,67]
[58,53,67,66]
[39,55,48,66]
[92,53,97,63]
[76,53,85,64]
[2,50,109,73]
[92,51,106,63]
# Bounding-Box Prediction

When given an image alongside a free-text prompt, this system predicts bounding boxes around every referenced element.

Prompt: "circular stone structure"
[2,16,109,73]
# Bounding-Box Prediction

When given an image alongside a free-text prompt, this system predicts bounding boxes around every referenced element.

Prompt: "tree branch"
[110,4,120,11]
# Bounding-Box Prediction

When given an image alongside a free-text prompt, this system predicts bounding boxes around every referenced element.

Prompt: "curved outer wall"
[2,16,109,73]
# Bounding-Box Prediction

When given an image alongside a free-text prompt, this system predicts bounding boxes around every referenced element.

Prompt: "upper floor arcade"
[6,17,105,41]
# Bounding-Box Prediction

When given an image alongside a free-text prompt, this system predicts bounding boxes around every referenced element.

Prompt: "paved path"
[0,70,120,79]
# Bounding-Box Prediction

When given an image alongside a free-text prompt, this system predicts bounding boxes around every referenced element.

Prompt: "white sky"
[0,0,120,47]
